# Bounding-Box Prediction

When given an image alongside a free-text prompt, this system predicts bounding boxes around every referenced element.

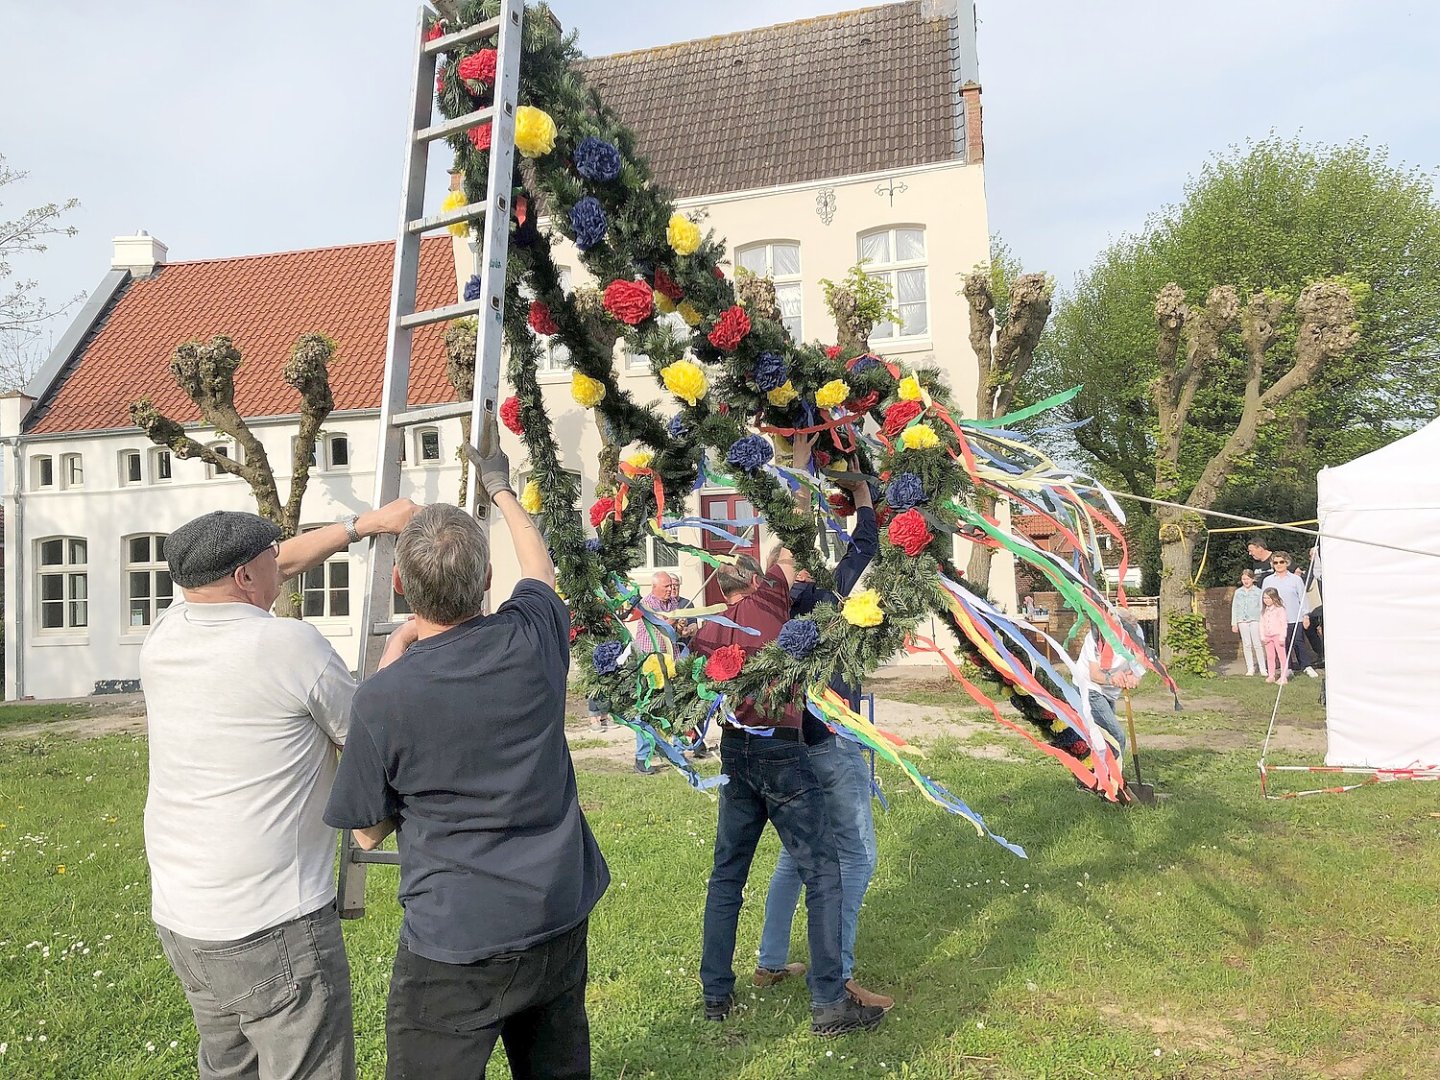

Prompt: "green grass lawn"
[0,700,101,732]
[1,687,1437,1078]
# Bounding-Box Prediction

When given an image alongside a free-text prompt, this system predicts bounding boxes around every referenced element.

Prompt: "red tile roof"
[27,238,457,435]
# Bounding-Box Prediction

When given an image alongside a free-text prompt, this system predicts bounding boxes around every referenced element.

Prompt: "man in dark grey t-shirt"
[325,444,607,1080]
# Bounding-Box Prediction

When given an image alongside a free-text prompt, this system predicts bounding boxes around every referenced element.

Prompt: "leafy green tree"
[1030,136,1440,590]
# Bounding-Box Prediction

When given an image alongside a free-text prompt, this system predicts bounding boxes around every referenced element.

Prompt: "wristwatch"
[339,513,362,544]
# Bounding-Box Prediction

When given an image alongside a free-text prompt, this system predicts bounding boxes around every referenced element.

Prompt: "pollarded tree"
[1151,279,1363,665]
[130,333,336,617]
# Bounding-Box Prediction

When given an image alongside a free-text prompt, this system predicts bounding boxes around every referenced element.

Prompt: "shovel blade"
[1127,781,1159,806]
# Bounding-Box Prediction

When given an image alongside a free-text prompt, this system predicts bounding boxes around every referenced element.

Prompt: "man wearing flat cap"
[143,499,418,1080]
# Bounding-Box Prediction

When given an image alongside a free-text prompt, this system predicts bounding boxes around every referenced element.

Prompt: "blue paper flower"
[725,434,774,473]
[463,274,482,301]
[886,472,926,512]
[850,354,879,373]
[754,352,788,392]
[667,413,689,439]
[592,640,624,675]
[569,196,608,251]
[584,538,602,554]
[573,136,622,183]
[778,619,820,660]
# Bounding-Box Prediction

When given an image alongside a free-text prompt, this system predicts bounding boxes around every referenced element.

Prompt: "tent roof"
[1318,418,1440,513]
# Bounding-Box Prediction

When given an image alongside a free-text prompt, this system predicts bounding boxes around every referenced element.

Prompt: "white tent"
[1316,419,1440,769]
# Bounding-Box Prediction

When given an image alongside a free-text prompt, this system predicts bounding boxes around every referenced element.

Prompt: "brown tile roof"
[577,1,961,199]
[27,238,457,435]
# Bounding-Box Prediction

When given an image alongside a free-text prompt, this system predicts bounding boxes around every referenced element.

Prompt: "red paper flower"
[825,345,843,360]
[603,279,655,325]
[569,624,583,644]
[588,497,616,528]
[888,508,934,556]
[499,395,523,435]
[435,69,447,97]
[846,391,880,414]
[468,123,492,151]
[425,22,446,42]
[713,266,725,280]
[529,300,558,336]
[705,644,745,682]
[882,399,924,437]
[828,491,856,517]
[708,306,751,352]
[875,506,893,527]
[457,49,497,88]
[813,449,833,468]
[653,268,685,302]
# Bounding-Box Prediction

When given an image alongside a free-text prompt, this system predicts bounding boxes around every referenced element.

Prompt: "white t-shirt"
[142,600,357,940]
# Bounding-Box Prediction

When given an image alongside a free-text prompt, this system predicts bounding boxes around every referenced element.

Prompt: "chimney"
[921,0,959,16]
[111,231,168,279]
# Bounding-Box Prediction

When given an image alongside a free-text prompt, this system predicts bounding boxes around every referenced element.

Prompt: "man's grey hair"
[715,554,761,597]
[395,505,489,625]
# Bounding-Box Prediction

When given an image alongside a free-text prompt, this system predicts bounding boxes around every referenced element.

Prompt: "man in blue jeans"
[690,435,884,1038]
[754,473,893,1011]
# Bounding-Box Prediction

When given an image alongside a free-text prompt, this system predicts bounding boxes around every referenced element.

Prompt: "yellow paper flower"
[897,375,924,401]
[667,213,701,256]
[842,589,885,628]
[767,380,798,407]
[571,371,606,408]
[641,653,677,684]
[513,105,557,158]
[625,450,653,470]
[902,423,940,450]
[655,291,677,314]
[662,359,708,406]
[441,189,470,237]
[519,479,544,514]
[815,379,850,410]
[678,301,703,327]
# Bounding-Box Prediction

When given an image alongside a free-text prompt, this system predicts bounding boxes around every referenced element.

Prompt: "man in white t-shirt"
[144,501,417,1080]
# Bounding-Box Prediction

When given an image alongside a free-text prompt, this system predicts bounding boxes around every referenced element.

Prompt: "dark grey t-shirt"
[324,580,608,964]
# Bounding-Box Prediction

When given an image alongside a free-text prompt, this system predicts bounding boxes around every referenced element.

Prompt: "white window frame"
[415,427,442,465]
[299,525,351,620]
[736,240,803,341]
[522,268,573,380]
[123,533,173,632]
[60,453,84,489]
[150,447,173,484]
[205,442,237,480]
[326,433,350,470]
[36,536,88,634]
[33,455,54,489]
[643,533,680,570]
[119,450,143,486]
[858,226,929,342]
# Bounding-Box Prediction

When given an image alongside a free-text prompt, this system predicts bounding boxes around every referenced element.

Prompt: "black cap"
[165,511,283,588]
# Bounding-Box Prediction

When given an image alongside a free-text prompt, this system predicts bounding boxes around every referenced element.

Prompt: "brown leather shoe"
[752,962,806,988]
[845,979,894,1011]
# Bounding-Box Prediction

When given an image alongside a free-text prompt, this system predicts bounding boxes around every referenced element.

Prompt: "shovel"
[1121,689,1158,805]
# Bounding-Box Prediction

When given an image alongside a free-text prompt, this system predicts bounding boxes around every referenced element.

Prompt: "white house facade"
[3,0,1008,700]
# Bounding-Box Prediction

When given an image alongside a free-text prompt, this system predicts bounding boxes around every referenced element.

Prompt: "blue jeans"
[1087,690,1126,752]
[757,737,876,981]
[700,732,845,1008]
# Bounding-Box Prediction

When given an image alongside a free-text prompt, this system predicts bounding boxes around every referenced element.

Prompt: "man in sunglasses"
[142,500,419,1080]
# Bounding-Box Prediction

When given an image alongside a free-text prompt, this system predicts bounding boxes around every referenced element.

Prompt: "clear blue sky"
[3,0,1437,344]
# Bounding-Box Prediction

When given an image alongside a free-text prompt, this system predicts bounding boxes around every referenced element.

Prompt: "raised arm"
[279,499,421,579]
[833,473,878,597]
[472,442,556,590]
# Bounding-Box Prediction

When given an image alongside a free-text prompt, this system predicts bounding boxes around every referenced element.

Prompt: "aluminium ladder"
[337,0,526,918]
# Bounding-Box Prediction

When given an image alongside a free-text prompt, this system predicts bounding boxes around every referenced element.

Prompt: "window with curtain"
[124,534,173,629]
[736,241,802,340]
[858,227,928,340]
[37,537,87,631]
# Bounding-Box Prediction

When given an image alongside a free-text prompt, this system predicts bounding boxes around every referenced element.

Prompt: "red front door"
[700,493,761,606]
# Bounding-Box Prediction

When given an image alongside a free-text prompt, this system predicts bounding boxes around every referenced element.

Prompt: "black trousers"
[386,919,590,1080]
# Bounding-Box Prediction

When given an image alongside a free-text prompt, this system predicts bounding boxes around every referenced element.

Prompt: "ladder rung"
[391,400,475,427]
[408,201,487,235]
[417,104,497,144]
[372,622,403,637]
[424,14,503,56]
[350,849,401,866]
[399,300,487,329]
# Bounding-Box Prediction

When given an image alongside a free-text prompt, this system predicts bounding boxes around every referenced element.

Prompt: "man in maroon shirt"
[691,436,884,1038]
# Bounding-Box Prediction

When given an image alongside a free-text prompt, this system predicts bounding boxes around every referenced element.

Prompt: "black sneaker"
[634,760,664,775]
[703,993,735,1022]
[811,997,884,1037]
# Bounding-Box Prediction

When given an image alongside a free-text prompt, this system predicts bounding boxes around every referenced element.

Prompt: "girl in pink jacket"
[1261,588,1289,684]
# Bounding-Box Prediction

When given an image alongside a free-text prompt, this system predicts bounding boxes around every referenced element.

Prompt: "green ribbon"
[959,386,1083,429]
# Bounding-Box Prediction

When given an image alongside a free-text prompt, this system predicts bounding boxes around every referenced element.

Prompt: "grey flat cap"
[166,511,283,588]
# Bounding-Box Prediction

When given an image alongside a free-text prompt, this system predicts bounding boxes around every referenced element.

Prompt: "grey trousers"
[157,902,355,1080]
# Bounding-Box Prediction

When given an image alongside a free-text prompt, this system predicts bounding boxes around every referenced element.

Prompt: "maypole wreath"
[434,1,1174,851]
